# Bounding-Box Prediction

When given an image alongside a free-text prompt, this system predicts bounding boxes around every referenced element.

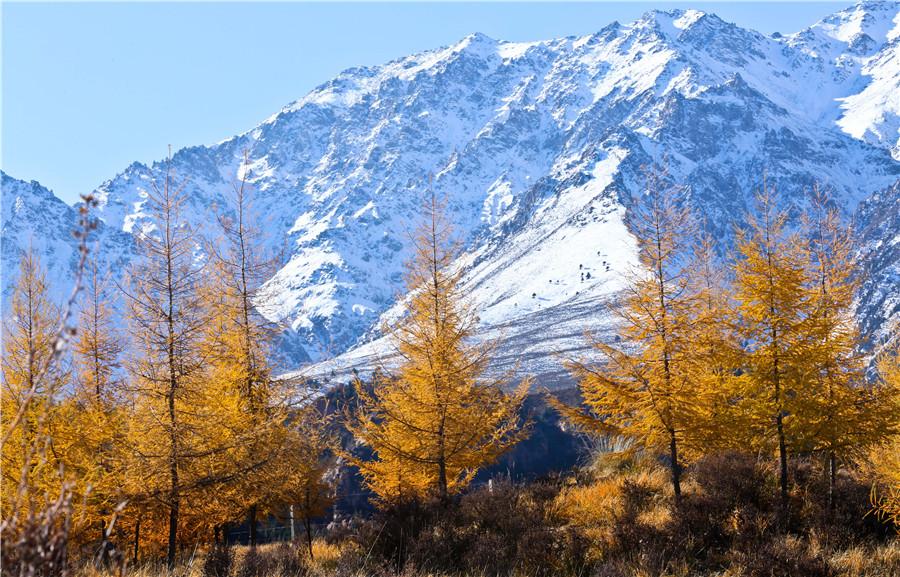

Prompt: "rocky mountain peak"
[3,2,899,377]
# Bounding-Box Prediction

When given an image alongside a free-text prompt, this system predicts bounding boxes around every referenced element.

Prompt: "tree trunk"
[437,415,448,502]
[771,327,789,521]
[827,450,836,515]
[97,520,106,566]
[776,410,789,518]
[164,161,181,571]
[248,505,258,548]
[133,516,141,566]
[167,497,179,569]
[166,382,180,569]
[289,505,296,541]
[304,515,313,560]
[669,429,682,503]
[437,458,448,502]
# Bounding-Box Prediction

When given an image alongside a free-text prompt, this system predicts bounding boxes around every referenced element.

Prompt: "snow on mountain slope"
[2,173,81,297]
[300,148,637,384]
[1,172,135,307]
[3,1,900,381]
[786,0,900,158]
[857,180,900,348]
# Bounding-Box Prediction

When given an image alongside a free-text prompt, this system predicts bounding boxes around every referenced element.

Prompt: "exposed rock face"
[3,2,899,381]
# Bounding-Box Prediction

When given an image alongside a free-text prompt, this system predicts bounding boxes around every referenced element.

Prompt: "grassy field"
[65,453,900,577]
[70,538,900,577]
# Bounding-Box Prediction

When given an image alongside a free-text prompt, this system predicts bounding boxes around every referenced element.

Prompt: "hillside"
[2,1,899,381]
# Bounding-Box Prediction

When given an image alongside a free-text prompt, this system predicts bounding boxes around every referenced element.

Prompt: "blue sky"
[3,1,850,203]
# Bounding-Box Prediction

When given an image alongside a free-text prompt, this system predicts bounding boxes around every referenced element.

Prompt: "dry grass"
[828,541,900,577]
[70,539,362,577]
[60,453,900,577]
[555,462,670,560]
[65,538,900,577]
[73,560,202,577]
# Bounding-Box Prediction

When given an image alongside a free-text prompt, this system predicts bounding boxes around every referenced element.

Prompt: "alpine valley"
[3,1,900,387]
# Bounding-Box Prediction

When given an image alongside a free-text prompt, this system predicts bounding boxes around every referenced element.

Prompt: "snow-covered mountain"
[3,1,899,382]
[1,173,136,307]
[857,180,900,349]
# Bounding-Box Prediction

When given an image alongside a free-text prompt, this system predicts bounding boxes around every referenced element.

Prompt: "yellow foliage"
[794,190,898,508]
[196,159,333,544]
[347,192,529,504]
[119,161,249,564]
[735,185,898,510]
[869,348,900,528]
[555,169,701,500]
[1,250,68,516]
[1,158,335,561]
[688,235,754,453]
[62,259,128,548]
[733,184,811,508]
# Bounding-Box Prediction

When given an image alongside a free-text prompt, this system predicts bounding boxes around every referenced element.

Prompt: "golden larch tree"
[347,191,529,504]
[63,258,127,552]
[1,250,68,515]
[120,157,233,566]
[200,158,279,545]
[198,157,328,547]
[688,234,751,452]
[552,168,698,501]
[1,196,100,576]
[799,186,900,512]
[74,260,123,404]
[869,346,900,528]
[265,405,335,559]
[733,183,809,515]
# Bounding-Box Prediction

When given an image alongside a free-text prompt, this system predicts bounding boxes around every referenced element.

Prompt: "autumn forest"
[3,160,899,577]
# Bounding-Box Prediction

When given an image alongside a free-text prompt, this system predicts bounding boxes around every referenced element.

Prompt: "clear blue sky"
[3,1,850,203]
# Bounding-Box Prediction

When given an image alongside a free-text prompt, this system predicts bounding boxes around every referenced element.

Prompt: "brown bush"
[733,535,833,577]
[1,484,74,577]
[201,543,233,577]
[353,479,590,576]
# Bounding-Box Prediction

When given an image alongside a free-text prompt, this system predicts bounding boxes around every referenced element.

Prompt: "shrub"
[355,479,590,577]
[670,452,773,553]
[693,452,769,511]
[556,463,670,562]
[786,459,894,543]
[237,547,271,577]
[339,452,897,576]
[202,543,232,577]
[272,542,307,577]
[733,535,833,577]
[0,484,74,577]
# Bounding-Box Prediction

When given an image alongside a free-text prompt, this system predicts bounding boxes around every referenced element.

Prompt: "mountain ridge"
[3,1,899,380]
